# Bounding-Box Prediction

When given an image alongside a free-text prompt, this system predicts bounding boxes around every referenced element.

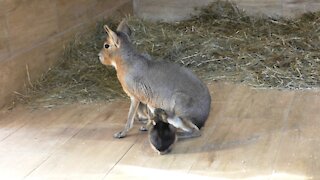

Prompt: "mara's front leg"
[114,97,140,138]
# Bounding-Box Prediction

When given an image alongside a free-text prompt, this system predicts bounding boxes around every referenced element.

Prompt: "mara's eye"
[104,44,110,49]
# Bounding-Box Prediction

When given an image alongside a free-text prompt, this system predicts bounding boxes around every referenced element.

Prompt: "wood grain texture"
[0,82,319,179]
[6,0,59,53]
[0,16,9,61]
[0,0,132,109]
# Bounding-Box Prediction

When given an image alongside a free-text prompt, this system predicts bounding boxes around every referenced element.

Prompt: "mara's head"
[98,20,132,67]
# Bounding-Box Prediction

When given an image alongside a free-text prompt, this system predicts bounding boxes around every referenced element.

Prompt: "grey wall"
[134,0,320,22]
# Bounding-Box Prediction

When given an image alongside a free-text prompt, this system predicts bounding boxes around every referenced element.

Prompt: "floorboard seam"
[102,137,138,179]
[22,115,93,179]
[0,123,27,142]
[0,109,38,142]
[187,109,225,174]
[269,93,296,180]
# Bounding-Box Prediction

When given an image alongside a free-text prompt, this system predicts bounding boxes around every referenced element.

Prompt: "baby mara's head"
[148,109,177,155]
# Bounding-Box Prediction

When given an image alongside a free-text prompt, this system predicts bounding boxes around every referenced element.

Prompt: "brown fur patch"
[113,56,132,97]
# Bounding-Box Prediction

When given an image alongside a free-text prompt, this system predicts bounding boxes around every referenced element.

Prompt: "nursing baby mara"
[99,20,211,154]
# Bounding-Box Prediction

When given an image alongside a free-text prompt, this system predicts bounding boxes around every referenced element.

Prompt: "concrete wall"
[134,0,320,22]
[0,0,132,108]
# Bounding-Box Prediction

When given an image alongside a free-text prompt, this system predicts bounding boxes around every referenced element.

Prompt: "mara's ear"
[154,109,168,122]
[117,19,131,37]
[104,25,120,47]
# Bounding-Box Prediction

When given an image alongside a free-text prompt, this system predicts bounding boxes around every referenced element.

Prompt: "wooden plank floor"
[0,82,319,180]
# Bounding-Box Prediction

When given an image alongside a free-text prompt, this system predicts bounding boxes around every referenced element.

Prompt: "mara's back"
[126,58,211,128]
[147,61,208,99]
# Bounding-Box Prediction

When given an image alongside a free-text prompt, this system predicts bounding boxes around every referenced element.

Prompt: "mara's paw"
[139,126,148,131]
[113,131,127,138]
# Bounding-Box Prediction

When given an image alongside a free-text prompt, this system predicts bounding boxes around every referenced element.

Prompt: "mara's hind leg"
[167,116,201,139]
[139,105,155,131]
[135,103,149,125]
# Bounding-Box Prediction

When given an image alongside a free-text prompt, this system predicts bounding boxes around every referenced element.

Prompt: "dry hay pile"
[18,1,320,107]
[132,3,320,88]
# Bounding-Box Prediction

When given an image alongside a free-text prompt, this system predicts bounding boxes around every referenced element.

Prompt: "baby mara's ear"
[104,25,120,47]
[117,19,131,37]
[154,109,168,123]
[152,120,156,126]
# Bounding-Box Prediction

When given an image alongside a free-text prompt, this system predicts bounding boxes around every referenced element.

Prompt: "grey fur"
[101,22,211,138]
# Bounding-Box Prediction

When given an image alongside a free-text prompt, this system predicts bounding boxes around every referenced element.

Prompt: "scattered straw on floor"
[17,1,320,107]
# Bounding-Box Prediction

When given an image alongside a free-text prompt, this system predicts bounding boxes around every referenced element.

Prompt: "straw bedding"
[17,1,320,107]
